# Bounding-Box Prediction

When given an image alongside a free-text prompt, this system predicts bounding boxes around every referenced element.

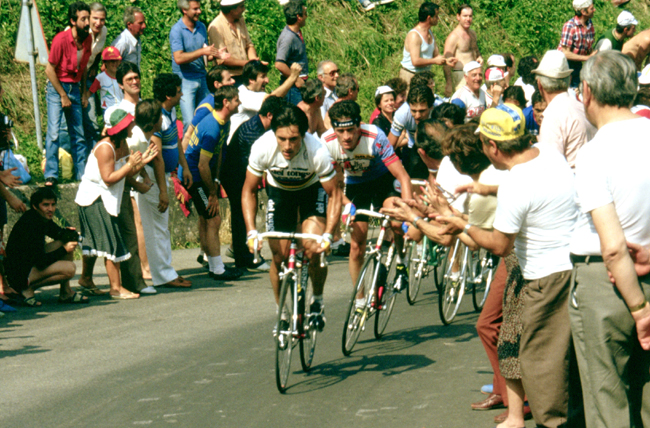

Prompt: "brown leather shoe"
[493,404,532,423]
[471,393,505,410]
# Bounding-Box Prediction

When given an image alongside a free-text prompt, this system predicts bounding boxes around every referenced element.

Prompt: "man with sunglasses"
[317,60,340,120]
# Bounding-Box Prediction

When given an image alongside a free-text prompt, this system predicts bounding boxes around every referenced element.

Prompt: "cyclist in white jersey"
[243,104,341,327]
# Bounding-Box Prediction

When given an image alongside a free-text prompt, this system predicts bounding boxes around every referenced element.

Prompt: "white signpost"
[15,0,49,150]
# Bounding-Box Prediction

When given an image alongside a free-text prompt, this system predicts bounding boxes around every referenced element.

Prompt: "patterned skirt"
[497,253,527,380]
[77,198,131,262]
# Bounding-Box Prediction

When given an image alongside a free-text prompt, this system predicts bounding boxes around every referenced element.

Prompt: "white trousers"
[136,179,178,286]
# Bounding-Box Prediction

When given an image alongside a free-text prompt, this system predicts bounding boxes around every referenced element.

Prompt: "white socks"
[208,255,225,274]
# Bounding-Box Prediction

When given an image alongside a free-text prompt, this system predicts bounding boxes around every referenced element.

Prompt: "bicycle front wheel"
[342,256,375,356]
[433,245,449,292]
[438,243,465,325]
[406,240,425,305]
[472,250,499,312]
[276,272,296,393]
[375,245,398,339]
[300,277,318,372]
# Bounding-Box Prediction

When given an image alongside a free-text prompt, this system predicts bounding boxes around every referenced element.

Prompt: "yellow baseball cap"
[477,104,526,141]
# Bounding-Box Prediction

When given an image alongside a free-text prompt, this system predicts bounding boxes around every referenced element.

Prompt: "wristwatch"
[463,223,472,234]
[411,216,422,230]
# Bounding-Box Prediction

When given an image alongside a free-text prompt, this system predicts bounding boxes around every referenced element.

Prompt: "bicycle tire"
[438,243,465,325]
[375,244,398,339]
[341,256,375,356]
[300,276,318,372]
[472,250,499,312]
[275,272,295,393]
[433,245,449,292]
[406,240,425,305]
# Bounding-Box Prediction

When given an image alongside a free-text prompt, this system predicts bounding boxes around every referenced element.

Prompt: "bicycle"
[403,232,449,304]
[438,238,500,325]
[400,179,450,304]
[252,231,327,393]
[341,209,400,356]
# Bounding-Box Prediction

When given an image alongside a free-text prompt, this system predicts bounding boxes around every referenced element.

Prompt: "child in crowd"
[89,46,123,111]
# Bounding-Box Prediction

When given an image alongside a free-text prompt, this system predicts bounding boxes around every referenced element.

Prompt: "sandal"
[110,292,139,300]
[21,296,41,307]
[79,285,108,296]
[58,292,90,304]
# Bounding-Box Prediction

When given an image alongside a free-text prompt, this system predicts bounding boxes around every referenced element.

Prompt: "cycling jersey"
[248,130,336,190]
[321,124,399,185]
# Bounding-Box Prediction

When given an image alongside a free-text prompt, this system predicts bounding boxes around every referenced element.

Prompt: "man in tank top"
[399,2,457,86]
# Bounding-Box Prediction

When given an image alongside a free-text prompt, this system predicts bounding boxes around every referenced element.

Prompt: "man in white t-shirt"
[451,61,486,122]
[227,60,301,143]
[437,104,578,428]
[570,51,650,428]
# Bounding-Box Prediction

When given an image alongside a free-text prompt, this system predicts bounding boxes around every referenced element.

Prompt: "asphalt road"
[1,247,536,428]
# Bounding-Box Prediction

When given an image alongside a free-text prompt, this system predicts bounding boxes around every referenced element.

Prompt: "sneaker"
[244,257,271,272]
[376,0,395,4]
[196,254,207,266]
[0,301,17,312]
[394,263,408,292]
[360,0,375,11]
[140,286,157,295]
[209,267,243,281]
[45,177,58,187]
[309,299,326,332]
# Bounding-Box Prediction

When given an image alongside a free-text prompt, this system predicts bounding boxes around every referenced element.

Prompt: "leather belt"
[570,254,604,264]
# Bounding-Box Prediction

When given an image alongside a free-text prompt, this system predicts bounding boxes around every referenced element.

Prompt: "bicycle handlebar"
[252,232,327,268]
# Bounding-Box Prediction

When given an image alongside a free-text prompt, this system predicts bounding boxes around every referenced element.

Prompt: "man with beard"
[44,1,92,186]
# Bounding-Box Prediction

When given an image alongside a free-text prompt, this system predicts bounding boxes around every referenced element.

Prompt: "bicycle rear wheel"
[342,256,375,356]
[472,249,499,312]
[438,242,465,325]
[406,240,425,305]
[275,272,296,393]
[433,245,449,292]
[300,276,318,372]
[375,244,398,339]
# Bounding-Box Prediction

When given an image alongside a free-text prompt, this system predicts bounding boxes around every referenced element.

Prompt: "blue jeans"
[58,80,99,160]
[45,81,87,181]
[179,76,210,129]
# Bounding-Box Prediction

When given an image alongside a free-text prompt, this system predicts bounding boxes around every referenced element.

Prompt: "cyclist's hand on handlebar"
[318,232,333,255]
[247,230,261,253]
[341,202,356,225]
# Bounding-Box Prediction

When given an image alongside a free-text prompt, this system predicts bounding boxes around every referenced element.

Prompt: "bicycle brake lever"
[320,251,327,268]
[253,238,260,264]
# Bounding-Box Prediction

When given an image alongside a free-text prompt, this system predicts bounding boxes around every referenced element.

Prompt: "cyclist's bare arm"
[242,170,263,235]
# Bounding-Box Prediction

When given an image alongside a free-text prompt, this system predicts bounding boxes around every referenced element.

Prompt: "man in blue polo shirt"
[170,0,229,128]
[275,0,308,105]
[185,85,242,281]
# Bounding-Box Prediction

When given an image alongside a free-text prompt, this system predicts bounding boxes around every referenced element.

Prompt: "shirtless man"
[444,4,483,97]
[623,29,650,70]
[298,79,327,137]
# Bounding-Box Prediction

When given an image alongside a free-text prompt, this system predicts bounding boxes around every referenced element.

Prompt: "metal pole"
[23,0,43,150]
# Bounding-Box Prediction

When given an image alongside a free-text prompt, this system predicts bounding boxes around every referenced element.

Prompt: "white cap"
[463,61,481,75]
[375,85,394,98]
[572,0,592,10]
[487,55,507,68]
[617,10,638,27]
[221,0,244,6]
[532,50,573,79]
[639,64,650,85]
